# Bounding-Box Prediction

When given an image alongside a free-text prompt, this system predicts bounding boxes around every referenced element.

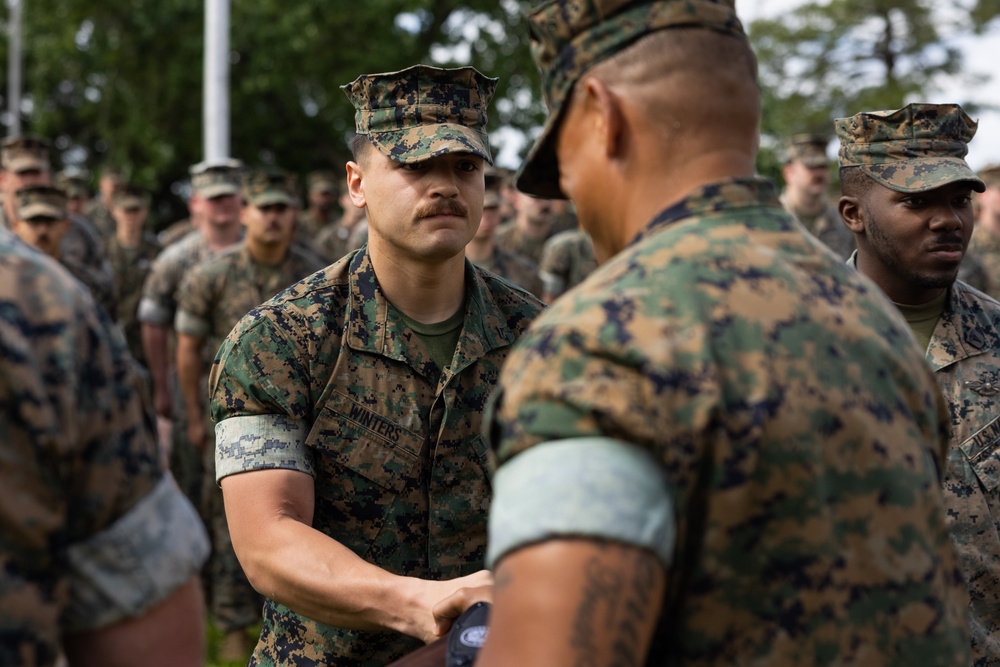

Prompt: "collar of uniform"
[925,281,1000,372]
[345,249,516,380]
[631,177,783,248]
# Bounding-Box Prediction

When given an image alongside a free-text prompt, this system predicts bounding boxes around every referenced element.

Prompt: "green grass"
[206,620,261,667]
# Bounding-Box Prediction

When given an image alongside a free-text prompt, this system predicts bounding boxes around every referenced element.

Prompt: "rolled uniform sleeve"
[211,313,314,482]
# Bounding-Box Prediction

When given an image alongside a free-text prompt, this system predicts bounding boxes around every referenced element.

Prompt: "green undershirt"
[398,305,466,372]
[894,290,948,353]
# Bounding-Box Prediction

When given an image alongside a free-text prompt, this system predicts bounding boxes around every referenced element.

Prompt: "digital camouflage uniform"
[969,230,1000,300]
[538,227,597,300]
[779,134,857,260]
[0,226,208,666]
[487,2,971,666]
[315,215,366,264]
[175,170,327,633]
[492,219,547,264]
[837,103,1000,665]
[470,245,544,298]
[298,170,338,242]
[107,233,161,366]
[211,65,545,666]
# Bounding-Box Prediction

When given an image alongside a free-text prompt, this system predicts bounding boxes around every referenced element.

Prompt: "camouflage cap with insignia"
[243,167,298,207]
[112,183,151,210]
[16,185,67,221]
[784,134,829,168]
[341,64,498,165]
[835,103,985,194]
[2,135,51,173]
[190,158,244,199]
[55,169,91,198]
[516,0,745,199]
[307,170,338,194]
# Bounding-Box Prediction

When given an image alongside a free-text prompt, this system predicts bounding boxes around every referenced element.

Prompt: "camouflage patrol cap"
[243,167,298,207]
[784,134,829,168]
[190,158,244,199]
[55,170,91,198]
[516,0,745,199]
[15,185,67,221]
[112,184,150,210]
[2,136,51,173]
[341,64,498,165]
[835,103,985,194]
[307,170,338,194]
[978,164,1000,190]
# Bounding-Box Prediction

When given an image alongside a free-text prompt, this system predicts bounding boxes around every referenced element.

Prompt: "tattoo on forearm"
[570,557,623,667]
[570,550,659,667]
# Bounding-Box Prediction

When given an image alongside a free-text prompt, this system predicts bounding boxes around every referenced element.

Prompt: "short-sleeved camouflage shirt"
[470,245,544,298]
[0,228,207,666]
[493,220,547,264]
[138,230,234,327]
[924,281,1000,665]
[210,250,543,665]
[106,233,162,366]
[488,178,971,666]
[538,227,596,299]
[175,242,327,358]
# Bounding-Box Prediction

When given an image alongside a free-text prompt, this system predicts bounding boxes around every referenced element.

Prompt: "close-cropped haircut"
[839,166,875,201]
[350,134,373,163]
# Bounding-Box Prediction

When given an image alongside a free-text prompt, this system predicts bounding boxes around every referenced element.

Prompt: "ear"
[345,162,366,209]
[838,195,865,234]
[582,77,626,159]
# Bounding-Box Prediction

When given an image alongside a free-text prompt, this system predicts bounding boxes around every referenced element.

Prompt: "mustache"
[926,235,965,250]
[416,199,468,219]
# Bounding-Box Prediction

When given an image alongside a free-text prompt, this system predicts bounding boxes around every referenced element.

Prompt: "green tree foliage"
[0,0,541,224]
[748,0,987,184]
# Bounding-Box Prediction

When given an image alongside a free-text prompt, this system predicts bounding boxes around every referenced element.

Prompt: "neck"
[464,236,493,262]
[367,237,467,323]
[202,221,242,252]
[116,224,142,249]
[784,187,824,216]
[246,238,288,266]
[613,149,757,258]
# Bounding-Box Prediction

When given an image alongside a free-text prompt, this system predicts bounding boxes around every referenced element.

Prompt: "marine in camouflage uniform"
[55,169,92,217]
[174,168,325,653]
[968,165,1000,300]
[0,224,208,667]
[538,226,596,303]
[11,185,117,318]
[138,161,244,539]
[475,3,971,666]
[0,136,111,286]
[211,65,543,666]
[779,133,857,259]
[106,184,161,368]
[836,102,1000,666]
[298,170,338,242]
[466,187,544,297]
[83,167,125,240]
[492,193,554,264]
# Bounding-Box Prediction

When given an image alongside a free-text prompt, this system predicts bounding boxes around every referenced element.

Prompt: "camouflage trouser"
[201,425,263,632]
[167,374,204,511]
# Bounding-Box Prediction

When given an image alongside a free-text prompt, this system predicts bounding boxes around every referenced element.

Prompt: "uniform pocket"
[305,392,424,554]
[960,415,1000,491]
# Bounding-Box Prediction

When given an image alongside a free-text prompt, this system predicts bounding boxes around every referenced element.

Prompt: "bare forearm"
[140,323,171,408]
[175,335,205,422]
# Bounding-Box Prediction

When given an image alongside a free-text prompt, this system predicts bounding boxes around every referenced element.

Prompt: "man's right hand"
[154,387,173,420]
[186,417,207,451]
[404,570,493,644]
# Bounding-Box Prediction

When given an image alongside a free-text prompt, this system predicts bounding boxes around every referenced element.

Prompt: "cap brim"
[514,98,567,200]
[20,204,63,219]
[863,157,986,194]
[249,192,295,207]
[8,157,47,173]
[115,196,146,210]
[369,124,493,165]
[197,184,240,199]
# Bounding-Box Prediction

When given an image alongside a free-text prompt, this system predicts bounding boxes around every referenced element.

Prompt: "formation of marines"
[3,1,1000,666]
